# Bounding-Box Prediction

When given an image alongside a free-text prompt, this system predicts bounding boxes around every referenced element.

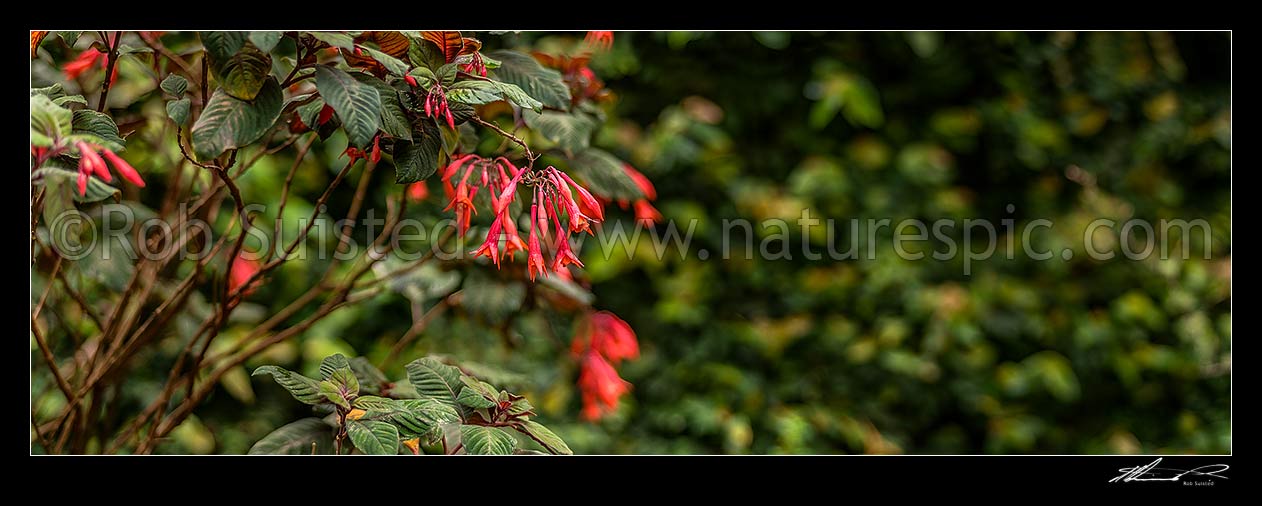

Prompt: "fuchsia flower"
[441,154,605,281]
[423,82,455,130]
[72,141,145,197]
[462,52,487,77]
[584,31,615,52]
[576,351,630,421]
[526,190,547,281]
[571,309,640,421]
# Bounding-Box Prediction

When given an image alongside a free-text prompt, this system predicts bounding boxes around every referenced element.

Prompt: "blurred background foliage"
[32,31,1230,454]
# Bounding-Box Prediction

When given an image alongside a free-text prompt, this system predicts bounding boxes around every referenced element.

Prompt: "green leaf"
[486,50,571,111]
[318,353,352,379]
[248,418,335,455]
[32,164,120,204]
[446,80,503,106]
[160,74,188,97]
[459,425,517,455]
[392,120,442,184]
[360,398,461,438]
[53,95,88,107]
[57,32,82,45]
[72,110,126,152]
[407,36,445,71]
[490,81,543,113]
[513,420,572,455]
[457,387,498,409]
[352,395,395,410]
[117,44,153,55]
[406,67,436,89]
[329,367,360,399]
[522,109,595,155]
[252,365,325,405]
[199,31,248,68]
[166,98,191,126]
[507,397,535,416]
[347,420,399,455]
[404,356,465,413]
[217,41,273,101]
[30,94,72,141]
[190,77,283,161]
[446,80,541,112]
[349,357,389,395]
[568,147,645,201]
[461,269,525,324]
[37,168,74,240]
[314,65,382,149]
[307,31,355,51]
[362,46,410,76]
[436,64,459,87]
[318,380,351,409]
[31,83,67,99]
[351,73,411,141]
[249,31,284,53]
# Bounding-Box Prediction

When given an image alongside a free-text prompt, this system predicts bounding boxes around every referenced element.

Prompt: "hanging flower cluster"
[442,155,605,280]
[421,81,455,130]
[72,141,145,197]
[571,311,639,421]
[462,52,487,77]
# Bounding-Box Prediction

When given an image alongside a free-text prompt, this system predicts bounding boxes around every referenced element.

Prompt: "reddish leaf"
[31,31,49,58]
[341,48,387,78]
[356,31,410,59]
[421,31,464,63]
[457,37,482,57]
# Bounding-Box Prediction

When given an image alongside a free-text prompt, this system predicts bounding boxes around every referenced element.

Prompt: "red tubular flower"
[618,164,663,225]
[584,31,615,52]
[101,149,145,187]
[622,164,657,201]
[560,172,604,222]
[633,200,663,225]
[228,253,263,296]
[547,169,594,235]
[63,49,103,80]
[551,215,583,271]
[75,141,111,182]
[526,192,547,281]
[406,181,429,202]
[577,351,630,421]
[589,311,639,364]
[471,215,503,267]
[76,170,88,197]
[501,214,527,260]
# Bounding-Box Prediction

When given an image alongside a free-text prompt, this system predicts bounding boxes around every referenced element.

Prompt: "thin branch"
[381,294,455,370]
[31,319,75,406]
[469,115,538,169]
[96,32,122,112]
